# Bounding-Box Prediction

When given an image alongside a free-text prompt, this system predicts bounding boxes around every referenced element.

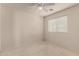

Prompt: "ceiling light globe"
[38,7,43,10]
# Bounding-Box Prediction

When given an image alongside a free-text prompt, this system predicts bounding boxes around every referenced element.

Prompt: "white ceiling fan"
[31,3,55,11]
[36,3,55,10]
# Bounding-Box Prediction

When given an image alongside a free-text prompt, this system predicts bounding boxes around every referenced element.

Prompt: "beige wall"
[45,4,79,52]
[0,4,43,50]
[0,5,2,50]
[13,6,43,49]
[1,4,15,50]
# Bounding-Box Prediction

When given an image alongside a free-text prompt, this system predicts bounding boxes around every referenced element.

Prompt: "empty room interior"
[0,3,79,56]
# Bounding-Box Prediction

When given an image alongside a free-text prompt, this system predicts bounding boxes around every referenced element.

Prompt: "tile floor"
[0,42,79,56]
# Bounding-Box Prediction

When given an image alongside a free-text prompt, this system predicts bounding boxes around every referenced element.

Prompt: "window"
[48,16,68,32]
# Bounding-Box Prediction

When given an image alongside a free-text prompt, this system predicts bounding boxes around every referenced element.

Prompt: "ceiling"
[2,3,77,17]
[38,3,77,16]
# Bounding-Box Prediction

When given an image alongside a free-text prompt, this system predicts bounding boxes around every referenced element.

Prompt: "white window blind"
[48,16,68,32]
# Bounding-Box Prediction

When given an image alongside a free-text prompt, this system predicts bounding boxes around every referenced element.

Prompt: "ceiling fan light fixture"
[38,6,43,10]
[49,9,53,11]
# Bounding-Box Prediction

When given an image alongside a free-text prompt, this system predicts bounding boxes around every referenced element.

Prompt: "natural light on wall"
[48,16,68,32]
